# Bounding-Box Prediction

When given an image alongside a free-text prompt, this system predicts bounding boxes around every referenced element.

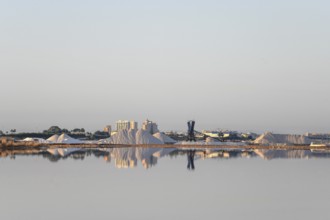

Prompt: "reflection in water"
[47,148,81,157]
[0,147,177,169]
[253,149,326,160]
[110,147,175,169]
[1,147,330,169]
[187,150,195,170]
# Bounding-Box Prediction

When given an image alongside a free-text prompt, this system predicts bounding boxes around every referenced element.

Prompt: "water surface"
[1,147,329,220]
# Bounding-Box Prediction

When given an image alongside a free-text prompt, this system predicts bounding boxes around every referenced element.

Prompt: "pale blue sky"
[0,0,329,133]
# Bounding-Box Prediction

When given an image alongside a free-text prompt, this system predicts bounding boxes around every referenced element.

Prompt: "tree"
[92,130,110,139]
[46,126,62,134]
[71,128,85,133]
[62,129,69,134]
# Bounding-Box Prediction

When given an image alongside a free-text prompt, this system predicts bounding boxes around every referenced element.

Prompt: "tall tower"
[187,120,196,142]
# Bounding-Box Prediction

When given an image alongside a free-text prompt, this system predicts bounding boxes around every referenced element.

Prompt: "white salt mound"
[136,129,163,144]
[47,134,83,144]
[109,129,137,144]
[22,137,48,143]
[47,134,59,143]
[153,132,176,144]
[99,129,164,145]
[57,134,83,144]
[254,132,312,145]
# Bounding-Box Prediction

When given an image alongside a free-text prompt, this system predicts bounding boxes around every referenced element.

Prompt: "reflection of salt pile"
[47,134,83,144]
[153,132,176,144]
[175,140,246,146]
[254,132,312,145]
[100,129,171,145]
[111,148,137,168]
[47,148,81,157]
[151,148,175,158]
[254,149,312,160]
[110,147,175,169]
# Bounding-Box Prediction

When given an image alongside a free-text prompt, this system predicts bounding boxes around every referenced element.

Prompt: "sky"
[0,0,329,133]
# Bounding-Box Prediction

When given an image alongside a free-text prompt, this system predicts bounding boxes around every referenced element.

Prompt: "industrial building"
[142,119,159,134]
[116,120,138,131]
[103,125,112,133]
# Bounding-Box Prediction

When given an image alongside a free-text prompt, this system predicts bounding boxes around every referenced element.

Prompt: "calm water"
[1,147,330,220]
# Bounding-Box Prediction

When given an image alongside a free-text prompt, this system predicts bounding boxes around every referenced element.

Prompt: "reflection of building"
[103,155,111,163]
[142,119,159,134]
[115,158,137,168]
[116,120,138,131]
[109,147,174,169]
[142,157,157,169]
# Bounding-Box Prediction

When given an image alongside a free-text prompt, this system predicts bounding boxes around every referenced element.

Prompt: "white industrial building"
[142,119,159,134]
[116,120,138,131]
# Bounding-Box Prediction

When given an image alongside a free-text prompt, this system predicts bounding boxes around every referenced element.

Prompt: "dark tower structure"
[187,120,196,142]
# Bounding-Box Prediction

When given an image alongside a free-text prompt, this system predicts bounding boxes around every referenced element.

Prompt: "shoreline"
[0,142,329,151]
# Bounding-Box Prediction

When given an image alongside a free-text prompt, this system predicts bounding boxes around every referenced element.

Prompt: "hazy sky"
[0,0,329,133]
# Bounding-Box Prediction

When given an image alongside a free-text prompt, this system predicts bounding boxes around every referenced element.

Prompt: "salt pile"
[47,134,83,144]
[47,134,59,143]
[153,132,176,144]
[22,137,48,143]
[254,132,312,145]
[136,129,163,144]
[108,129,137,144]
[99,129,164,145]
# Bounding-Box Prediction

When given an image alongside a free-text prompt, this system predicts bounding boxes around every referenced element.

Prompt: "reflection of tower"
[187,120,196,142]
[187,150,195,170]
